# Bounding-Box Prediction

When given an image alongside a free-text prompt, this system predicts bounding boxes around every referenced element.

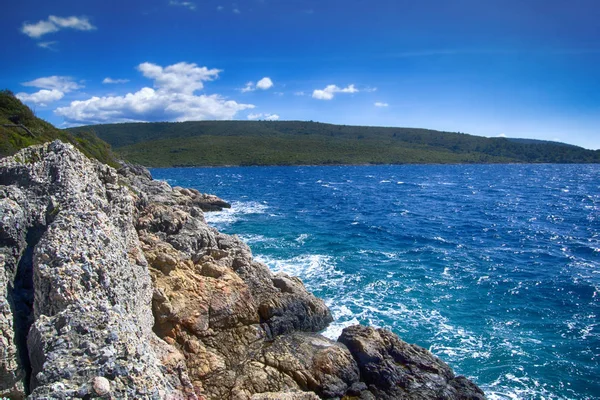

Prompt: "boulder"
[338,325,486,400]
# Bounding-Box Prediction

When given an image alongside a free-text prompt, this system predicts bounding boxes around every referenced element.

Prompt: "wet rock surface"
[0,141,485,399]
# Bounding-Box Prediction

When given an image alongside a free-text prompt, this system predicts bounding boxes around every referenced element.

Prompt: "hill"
[0,90,119,167]
[67,120,599,167]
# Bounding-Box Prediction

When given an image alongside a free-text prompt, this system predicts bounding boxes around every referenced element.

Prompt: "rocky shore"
[0,141,486,399]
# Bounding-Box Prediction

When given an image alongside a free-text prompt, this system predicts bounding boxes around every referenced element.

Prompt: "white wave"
[204,200,269,228]
[254,253,344,290]
[295,233,310,244]
[321,317,360,340]
[237,233,269,244]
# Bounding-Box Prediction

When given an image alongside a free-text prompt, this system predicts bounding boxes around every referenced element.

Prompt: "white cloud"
[497,133,507,138]
[374,102,389,107]
[17,76,82,106]
[241,81,255,93]
[241,77,274,92]
[21,15,96,38]
[294,91,305,96]
[37,41,58,50]
[16,89,64,106]
[22,76,82,92]
[21,20,58,38]
[217,5,224,11]
[233,8,241,14]
[256,77,273,90]
[169,1,196,10]
[312,84,358,100]
[138,62,220,94]
[247,113,279,121]
[48,16,95,30]
[103,77,130,84]
[55,61,254,124]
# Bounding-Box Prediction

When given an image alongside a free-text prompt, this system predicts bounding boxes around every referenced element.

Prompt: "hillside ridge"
[0,90,119,167]
[68,120,599,167]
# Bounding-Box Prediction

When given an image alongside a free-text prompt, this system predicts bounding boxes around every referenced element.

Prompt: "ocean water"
[151,164,600,399]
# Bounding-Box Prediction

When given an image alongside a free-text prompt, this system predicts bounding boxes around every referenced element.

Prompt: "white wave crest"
[204,200,269,228]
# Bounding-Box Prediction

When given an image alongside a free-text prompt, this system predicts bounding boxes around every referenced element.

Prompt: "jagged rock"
[0,142,195,398]
[338,325,486,400]
[133,164,334,398]
[258,333,359,398]
[0,141,485,399]
[118,161,231,212]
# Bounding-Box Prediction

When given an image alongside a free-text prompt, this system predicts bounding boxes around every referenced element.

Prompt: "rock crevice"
[8,224,45,394]
[0,141,485,399]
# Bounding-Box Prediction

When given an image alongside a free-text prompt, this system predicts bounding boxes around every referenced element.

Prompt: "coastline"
[0,141,486,399]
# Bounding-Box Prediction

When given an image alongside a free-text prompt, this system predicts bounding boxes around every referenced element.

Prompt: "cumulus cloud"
[138,62,220,94]
[103,77,130,84]
[16,89,64,106]
[21,15,96,38]
[241,77,274,92]
[17,76,82,106]
[374,102,389,107]
[55,62,254,124]
[247,113,279,121]
[256,77,273,90]
[169,1,196,10]
[312,84,358,100]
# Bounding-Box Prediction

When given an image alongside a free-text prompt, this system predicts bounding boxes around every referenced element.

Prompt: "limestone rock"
[0,142,195,399]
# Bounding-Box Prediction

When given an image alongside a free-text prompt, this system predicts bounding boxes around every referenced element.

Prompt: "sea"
[151,164,599,400]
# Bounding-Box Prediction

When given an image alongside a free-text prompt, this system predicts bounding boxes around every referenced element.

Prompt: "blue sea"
[151,164,599,399]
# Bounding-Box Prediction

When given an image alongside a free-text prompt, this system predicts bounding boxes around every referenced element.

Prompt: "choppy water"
[152,164,600,399]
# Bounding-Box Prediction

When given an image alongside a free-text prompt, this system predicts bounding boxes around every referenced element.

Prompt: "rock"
[0,142,195,399]
[338,325,486,400]
[117,162,231,212]
[258,333,360,398]
[92,376,110,396]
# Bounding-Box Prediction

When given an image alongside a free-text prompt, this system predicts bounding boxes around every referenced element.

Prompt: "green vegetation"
[68,120,600,167]
[0,90,119,167]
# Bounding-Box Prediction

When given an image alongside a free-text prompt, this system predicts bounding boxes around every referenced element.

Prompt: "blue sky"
[2,0,599,149]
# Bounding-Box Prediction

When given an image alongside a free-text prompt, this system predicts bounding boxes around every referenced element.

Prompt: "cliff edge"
[0,141,485,399]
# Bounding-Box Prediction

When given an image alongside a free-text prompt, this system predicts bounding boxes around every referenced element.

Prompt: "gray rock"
[0,142,195,399]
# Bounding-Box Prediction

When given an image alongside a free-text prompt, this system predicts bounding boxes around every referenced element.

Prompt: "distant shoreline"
[68,120,600,167]
[147,161,599,169]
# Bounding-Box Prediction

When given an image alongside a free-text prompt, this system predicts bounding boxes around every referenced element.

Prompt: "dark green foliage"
[0,90,119,167]
[68,120,600,167]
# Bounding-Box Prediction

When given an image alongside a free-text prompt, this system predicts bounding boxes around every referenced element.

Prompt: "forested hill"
[0,91,119,167]
[67,120,600,167]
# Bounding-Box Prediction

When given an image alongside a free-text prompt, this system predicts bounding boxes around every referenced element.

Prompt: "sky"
[1,0,599,149]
